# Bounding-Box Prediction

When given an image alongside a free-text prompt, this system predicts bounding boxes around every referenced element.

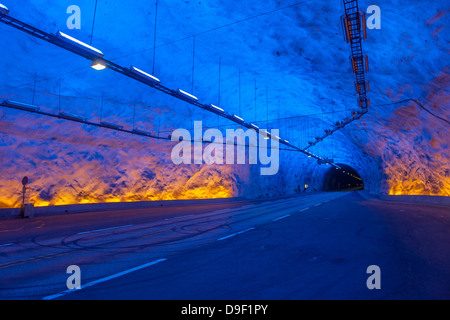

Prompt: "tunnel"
[0,0,449,303]
[323,164,364,191]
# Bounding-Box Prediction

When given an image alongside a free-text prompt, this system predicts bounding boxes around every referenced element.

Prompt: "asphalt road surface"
[0,191,449,300]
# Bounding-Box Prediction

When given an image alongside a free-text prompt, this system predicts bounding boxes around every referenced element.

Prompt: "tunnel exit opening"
[323,164,364,191]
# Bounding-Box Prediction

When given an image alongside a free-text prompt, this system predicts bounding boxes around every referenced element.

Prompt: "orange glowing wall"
[359,68,449,196]
[0,113,250,208]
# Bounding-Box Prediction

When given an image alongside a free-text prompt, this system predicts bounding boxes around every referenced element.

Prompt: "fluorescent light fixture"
[59,112,87,122]
[130,66,160,85]
[274,135,281,140]
[308,155,312,158]
[209,104,224,113]
[232,115,244,122]
[284,140,289,144]
[250,123,259,129]
[261,130,270,139]
[0,3,9,14]
[133,128,152,136]
[56,31,104,58]
[3,100,39,112]
[91,60,106,70]
[177,89,198,101]
[100,121,123,130]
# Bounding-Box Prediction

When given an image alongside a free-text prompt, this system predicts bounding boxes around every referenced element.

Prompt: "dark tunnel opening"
[323,164,364,191]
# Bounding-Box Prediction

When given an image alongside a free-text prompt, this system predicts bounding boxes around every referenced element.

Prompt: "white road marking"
[217,227,256,241]
[299,208,310,212]
[272,214,290,222]
[208,209,233,214]
[77,224,134,235]
[164,214,194,221]
[42,258,167,300]
[0,243,14,247]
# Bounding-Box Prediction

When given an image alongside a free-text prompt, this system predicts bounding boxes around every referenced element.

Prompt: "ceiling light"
[3,100,39,112]
[209,104,224,113]
[0,3,9,14]
[132,128,152,136]
[261,130,270,139]
[177,89,198,102]
[130,66,160,85]
[100,121,123,130]
[59,112,87,122]
[56,31,104,58]
[91,60,106,70]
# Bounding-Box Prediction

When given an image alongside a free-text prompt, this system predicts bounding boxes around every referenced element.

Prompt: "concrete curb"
[0,191,331,220]
[357,191,450,208]
[356,191,376,201]
[0,197,247,219]
[379,194,450,207]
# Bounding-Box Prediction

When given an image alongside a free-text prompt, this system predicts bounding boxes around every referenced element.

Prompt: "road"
[0,191,449,300]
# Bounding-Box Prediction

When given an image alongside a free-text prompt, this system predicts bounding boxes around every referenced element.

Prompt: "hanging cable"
[373,98,450,126]
[90,0,98,45]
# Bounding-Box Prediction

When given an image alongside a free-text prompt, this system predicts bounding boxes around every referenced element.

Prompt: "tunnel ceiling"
[0,0,449,207]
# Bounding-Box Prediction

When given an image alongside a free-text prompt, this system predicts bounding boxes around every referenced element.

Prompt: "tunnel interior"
[0,0,448,208]
[323,164,364,191]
